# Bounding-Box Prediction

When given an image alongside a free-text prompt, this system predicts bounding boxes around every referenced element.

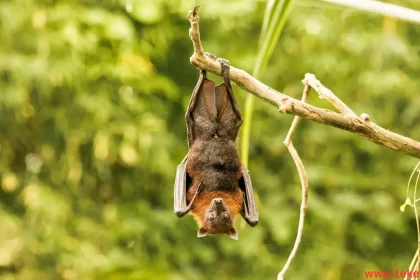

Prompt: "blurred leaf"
[321,0,420,24]
[242,0,295,167]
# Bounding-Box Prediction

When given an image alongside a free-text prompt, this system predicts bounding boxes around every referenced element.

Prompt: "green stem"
[240,0,295,167]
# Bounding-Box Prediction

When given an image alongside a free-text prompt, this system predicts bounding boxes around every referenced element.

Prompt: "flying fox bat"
[174,55,258,240]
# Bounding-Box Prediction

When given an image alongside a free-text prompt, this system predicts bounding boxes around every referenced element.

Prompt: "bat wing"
[174,155,201,217]
[185,70,216,147]
[186,58,241,145]
[174,155,190,217]
[239,164,259,226]
[214,58,242,140]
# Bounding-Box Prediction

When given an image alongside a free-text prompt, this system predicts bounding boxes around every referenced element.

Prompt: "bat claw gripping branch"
[217,58,231,85]
[204,52,217,60]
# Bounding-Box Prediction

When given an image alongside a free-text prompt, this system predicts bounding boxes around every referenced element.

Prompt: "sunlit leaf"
[400,197,412,212]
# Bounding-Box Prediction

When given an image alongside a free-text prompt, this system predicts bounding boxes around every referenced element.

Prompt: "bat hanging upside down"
[174,54,258,240]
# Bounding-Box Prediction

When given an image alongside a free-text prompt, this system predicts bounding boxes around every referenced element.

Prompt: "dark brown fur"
[186,138,244,230]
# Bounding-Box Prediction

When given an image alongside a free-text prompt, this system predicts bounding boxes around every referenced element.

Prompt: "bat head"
[197,198,238,240]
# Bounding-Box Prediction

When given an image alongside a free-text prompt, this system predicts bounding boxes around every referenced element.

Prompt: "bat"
[174,55,258,240]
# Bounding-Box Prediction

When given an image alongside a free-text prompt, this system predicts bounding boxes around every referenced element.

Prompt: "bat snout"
[213,198,223,204]
[211,198,227,213]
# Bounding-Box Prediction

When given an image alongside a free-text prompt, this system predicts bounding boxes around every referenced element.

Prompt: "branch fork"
[187,5,420,159]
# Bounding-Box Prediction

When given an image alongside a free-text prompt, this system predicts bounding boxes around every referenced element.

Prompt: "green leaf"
[400,197,413,212]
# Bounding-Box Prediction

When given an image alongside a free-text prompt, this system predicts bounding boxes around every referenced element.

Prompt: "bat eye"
[223,213,229,220]
[208,214,215,221]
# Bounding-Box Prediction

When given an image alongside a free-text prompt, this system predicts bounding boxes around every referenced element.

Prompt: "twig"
[413,262,419,280]
[405,249,419,280]
[186,5,420,159]
[187,6,204,58]
[404,162,420,280]
[414,169,420,267]
[284,85,311,144]
[278,85,311,280]
[302,73,356,117]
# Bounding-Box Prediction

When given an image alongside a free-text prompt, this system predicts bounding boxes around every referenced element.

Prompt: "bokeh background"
[1,0,420,279]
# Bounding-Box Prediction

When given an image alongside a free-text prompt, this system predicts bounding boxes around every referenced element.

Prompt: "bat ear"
[227,228,238,240]
[197,227,209,238]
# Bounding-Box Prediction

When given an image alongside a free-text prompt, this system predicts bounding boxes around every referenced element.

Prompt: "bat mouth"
[211,198,227,213]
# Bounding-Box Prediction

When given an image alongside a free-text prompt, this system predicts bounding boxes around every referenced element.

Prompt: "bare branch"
[406,249,418,280]
[278,143,308,280]
[302,73,356,117]
[284,85,311,144]
[187,5,420,159]
[414,170,420,268]
[278,85,311,280]
[187,5,204,58]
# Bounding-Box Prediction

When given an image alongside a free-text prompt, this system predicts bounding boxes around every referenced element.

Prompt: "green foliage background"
[1,0,420,279]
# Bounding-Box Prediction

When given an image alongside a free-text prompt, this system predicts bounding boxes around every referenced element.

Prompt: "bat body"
[174,57,258,240]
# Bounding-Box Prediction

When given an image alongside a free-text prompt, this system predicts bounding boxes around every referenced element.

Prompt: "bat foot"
[204,52,217,60]
[216,57,229,66]
[217,58,230,84]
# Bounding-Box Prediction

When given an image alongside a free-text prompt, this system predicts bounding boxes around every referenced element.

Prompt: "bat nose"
[213,198,223,204]
[211,198,226,213]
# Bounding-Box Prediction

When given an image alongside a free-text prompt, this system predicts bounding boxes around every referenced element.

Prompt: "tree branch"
[278,85,311,280]
[302,73,356,117]
[187,5,420,159]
